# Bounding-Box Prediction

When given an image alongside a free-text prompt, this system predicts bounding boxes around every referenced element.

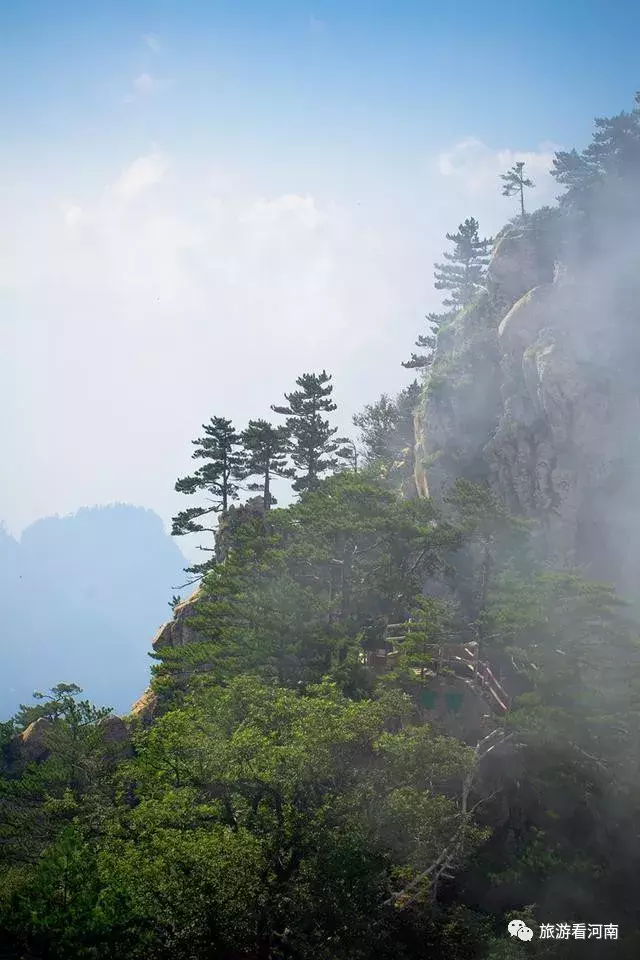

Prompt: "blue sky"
[2,0,639,548]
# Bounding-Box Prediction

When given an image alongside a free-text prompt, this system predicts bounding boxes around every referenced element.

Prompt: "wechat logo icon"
[508,919,534,941]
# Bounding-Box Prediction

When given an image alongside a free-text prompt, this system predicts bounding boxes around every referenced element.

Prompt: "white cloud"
[133,73,156,95]
[0,152,425,542]
[124,72,170,102]
[239,194,327,232]
[112,152,168,203]
[64,205,84,227]
[1,138,566,543]
[142,34,161,54]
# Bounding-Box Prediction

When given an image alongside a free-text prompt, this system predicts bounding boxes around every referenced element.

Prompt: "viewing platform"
[360,622,511,717]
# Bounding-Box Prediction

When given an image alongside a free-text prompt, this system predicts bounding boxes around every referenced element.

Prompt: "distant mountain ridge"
[0,505,187,720]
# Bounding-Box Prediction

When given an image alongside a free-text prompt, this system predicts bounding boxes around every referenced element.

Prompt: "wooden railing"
[361,623,510,714]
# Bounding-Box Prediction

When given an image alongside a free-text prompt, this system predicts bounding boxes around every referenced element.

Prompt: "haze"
[6,0,629,548]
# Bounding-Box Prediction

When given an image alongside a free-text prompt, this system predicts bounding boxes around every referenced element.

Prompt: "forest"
[3,94,640,959]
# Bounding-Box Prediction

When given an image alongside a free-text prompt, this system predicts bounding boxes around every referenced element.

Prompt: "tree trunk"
[264,457,271,510]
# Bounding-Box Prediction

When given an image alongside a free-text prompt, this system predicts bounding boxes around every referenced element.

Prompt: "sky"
[2,0,640,558]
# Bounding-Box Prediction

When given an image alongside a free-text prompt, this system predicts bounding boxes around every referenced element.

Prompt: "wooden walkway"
[374,726,513,915]
[361,622,511,715]
[360,619,517,911]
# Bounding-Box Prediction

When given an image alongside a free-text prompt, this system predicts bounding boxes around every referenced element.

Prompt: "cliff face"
[415,213,640,594]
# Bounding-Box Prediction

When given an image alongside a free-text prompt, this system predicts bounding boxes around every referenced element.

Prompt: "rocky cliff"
[415,209,640,595]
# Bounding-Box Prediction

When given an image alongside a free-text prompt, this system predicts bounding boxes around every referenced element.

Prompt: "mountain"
[0,505,186,719]
[413,206,640,597]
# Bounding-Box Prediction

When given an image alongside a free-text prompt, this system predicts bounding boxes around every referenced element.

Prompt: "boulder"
[4,717,53,767]
[151,588,203,652]
[99,715,130,743]
[488,228,550,304]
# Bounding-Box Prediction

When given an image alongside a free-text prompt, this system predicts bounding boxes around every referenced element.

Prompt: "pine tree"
[172,417,244,578]
[584,92,640,180]
[500,160,535,217]
[239,419,294,509]
[271,371,350,494]
[433,218,493,311]
[402,310,452,370]
[552,92,640,216]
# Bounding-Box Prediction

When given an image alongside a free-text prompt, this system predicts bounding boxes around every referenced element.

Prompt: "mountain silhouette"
[0,505,187,719]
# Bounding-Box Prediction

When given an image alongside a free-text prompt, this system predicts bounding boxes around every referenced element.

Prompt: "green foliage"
[553,92,640,208]
[352,381,419,477]
[434,218,493,311]
[0,677,485,959]
[402,311,453,370]
[239,418,294,509]
[550,91,640,261]
[153,472,466,701]
[0,686,129,956]
[172,416,245,579]
[403,218,492,371]
[6,465,640,957]
[271,370,351,493]
[500,161,535,217]
[397,596,460,676]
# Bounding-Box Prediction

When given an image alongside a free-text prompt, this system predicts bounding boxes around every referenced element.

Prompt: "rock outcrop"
[130,687,159,723]
[129,499,269,720]
[129,589,204,722]
[149,588,203,653]
[414,211,640,594]
[9,717,53,764]
[3,713,133,771]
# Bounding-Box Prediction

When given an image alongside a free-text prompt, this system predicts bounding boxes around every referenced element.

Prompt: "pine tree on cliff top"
[500,160,535,217]
[552,92,640,216]
[239,419,294,509]
[172,416,244,579]
[403,218,491,369]
[434,217,493,310]
[271,371,351,494]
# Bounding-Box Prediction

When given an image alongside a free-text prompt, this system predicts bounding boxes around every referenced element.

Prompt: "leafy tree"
[433,218,493,312]
[287,472,464,632]
[353,382,420,474]
[500,161,535,217]
[239,418,294,509]
[398,596,460,679]
[97,677,480,960]
[466,570,640,942]
[0,686,124,956]
[271,370,351,493]
[172,416,244,579]
[152,472,466,701]
[443,480,532,628]
[353,394,397,462]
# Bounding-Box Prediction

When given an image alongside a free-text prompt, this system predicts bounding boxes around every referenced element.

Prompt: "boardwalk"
[361,622,511,716]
